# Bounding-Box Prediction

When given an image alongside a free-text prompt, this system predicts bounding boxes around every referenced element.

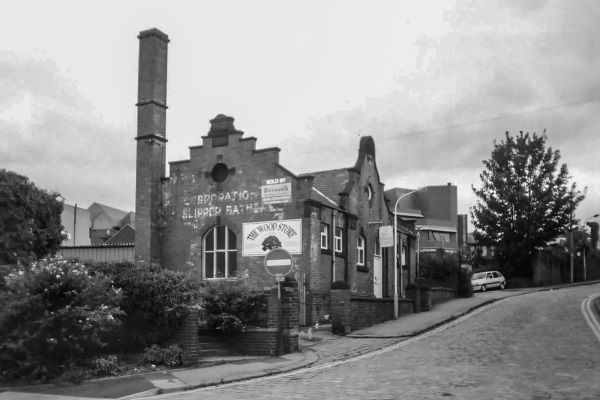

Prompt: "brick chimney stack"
[134,28,169,264]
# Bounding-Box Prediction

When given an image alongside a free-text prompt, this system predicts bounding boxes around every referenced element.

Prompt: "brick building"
[134,28,419,325]
[387,184,458,253]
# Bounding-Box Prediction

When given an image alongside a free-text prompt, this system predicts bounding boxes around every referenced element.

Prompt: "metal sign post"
[264,248,294,355]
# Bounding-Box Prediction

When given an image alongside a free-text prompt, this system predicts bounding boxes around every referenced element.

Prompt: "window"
[203,225,237,279]
[357,236,365,265]
[428,231,451,242]
[334,227,343,252]
[365,184,373,200]
[374,239,381,257]
[320,223,329,249]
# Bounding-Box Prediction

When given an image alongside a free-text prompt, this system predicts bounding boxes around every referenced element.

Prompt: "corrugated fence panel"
[58,245,135,263]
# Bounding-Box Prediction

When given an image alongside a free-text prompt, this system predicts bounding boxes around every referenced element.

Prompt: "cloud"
[0,55,135,211]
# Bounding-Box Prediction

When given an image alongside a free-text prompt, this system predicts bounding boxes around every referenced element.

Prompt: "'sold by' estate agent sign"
[243,219,302,256]
[261,177,291,205]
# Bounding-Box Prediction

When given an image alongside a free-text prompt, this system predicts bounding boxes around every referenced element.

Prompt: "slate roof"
[303,168,350,206]
[384,188,424,218]
[104,224,135,245]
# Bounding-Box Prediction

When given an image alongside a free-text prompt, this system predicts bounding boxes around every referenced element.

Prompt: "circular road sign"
[264,248,294,277]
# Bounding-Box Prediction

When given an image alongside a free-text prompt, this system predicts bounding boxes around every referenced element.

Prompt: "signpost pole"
[264,248,293,356]
[277,279,283,355]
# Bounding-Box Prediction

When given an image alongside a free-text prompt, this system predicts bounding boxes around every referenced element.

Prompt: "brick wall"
[350,296,395,331]
[431,287,456,307]
[307,290,330,326]
[227,279,298,356]
[163,307,199,363]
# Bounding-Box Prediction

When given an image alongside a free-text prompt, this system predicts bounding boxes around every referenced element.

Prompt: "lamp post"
[393,187,426,319]
[583,214,599,281]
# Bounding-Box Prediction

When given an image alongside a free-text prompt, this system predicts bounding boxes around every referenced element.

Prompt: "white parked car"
[471,271,506,292]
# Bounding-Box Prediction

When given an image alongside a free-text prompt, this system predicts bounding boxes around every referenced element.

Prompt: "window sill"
[357,265,369,273]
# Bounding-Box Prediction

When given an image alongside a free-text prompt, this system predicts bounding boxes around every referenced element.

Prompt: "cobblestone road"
[163,285,600,400]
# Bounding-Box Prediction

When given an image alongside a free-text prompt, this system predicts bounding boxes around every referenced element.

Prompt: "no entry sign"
[264,248,294,277]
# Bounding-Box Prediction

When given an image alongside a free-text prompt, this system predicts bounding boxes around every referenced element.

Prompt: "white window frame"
[357,236,365,266]
[203,225,237,279]
[320,223,329,250]
[334,227,343,253]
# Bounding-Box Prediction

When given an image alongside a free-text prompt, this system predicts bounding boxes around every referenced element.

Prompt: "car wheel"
[500,282,506,290]
[481,285,487,292]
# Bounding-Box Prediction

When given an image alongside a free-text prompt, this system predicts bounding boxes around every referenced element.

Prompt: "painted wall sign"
[243,219,302,256]
[182,189,267,223]
[261,177,291,205]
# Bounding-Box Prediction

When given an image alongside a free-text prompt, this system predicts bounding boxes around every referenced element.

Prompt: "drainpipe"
[332,209,337,283]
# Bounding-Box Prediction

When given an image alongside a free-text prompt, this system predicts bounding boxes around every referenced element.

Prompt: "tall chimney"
[134,28,169,264]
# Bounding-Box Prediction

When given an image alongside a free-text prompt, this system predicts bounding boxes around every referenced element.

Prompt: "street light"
[583,214,599,281]
[393,187,426,319]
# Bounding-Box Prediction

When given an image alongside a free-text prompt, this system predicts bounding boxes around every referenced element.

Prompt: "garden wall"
[196,280,298,357]
[350,296,414,331]
[431,287,456,307]
[330,288,414,333]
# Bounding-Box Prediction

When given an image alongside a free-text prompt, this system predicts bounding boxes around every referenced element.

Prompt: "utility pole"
[569,213,574,284]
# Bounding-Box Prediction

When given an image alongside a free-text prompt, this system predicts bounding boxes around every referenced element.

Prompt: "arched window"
[203,225,237,279]
[357,235,365,266]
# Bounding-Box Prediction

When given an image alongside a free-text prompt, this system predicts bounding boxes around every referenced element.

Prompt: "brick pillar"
[164,307,199,365]
[268,278,299,355]
[330,288,351,335]
[134,28,169,264]
[406,284,421,313]
[420,286,432,312]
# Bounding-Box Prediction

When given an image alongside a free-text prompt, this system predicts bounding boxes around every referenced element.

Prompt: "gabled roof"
[120,211,136,229]
[104,224,135,245]
[302,168,350,206]
[384,188,424,218]
[310,187,338,208]
[88,203,132,226]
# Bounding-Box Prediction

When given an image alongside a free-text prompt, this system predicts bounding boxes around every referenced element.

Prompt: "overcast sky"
[2,0,600,230]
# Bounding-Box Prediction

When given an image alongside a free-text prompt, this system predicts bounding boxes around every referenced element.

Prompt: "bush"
[201,280,267,333]
[0,257,123,382]
[92,355,119,376]
[419,249,458,281]
[143,344,184,368]
[89,262,202,352]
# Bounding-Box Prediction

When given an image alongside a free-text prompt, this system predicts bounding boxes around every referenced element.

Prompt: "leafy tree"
[471,131,585,278]
[0,169,64,265]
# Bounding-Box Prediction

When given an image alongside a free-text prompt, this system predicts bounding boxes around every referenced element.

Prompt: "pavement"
[1,280,599,400]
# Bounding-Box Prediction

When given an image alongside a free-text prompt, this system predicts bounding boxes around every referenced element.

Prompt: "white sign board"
[243,219,302,256]
[261,177,292,205]
[379,225,394,247]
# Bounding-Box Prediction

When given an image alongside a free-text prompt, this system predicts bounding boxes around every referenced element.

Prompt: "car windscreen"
[472,273,485,280]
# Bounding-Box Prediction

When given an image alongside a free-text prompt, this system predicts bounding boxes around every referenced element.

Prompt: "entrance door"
[374,239,382,298]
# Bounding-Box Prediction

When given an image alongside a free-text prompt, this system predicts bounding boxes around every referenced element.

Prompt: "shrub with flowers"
[90,261,202,352]
[0,257,124,382]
